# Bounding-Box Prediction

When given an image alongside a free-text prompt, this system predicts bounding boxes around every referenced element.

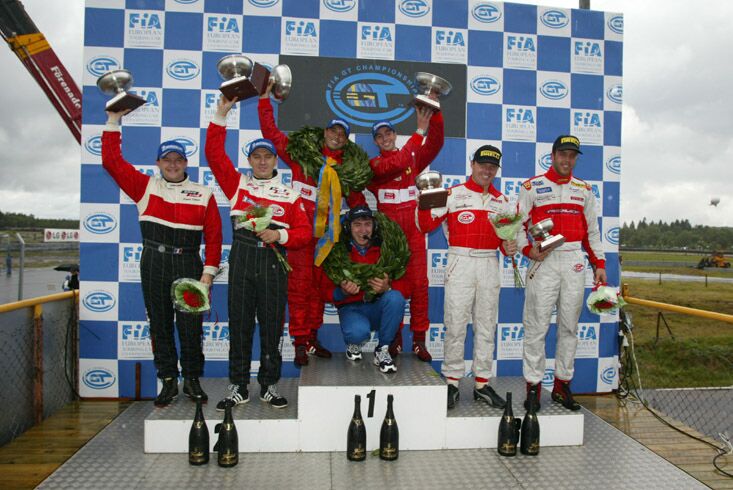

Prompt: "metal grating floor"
[38,399,705,489]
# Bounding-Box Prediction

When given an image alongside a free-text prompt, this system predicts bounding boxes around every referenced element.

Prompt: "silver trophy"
[217,55,292,102]
[414,72,452,111]
[415,170,448,209]
[528,218,565,253]
[97,69,146,113]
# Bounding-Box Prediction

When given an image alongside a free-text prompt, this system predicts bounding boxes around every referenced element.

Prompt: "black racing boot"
[154,377,178,407]
[551,378,581,411]
[447,384,460,410]
[183,377,208,402]
[473,384,506,409]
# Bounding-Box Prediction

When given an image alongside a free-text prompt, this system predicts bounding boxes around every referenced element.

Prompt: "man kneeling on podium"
[317,206,406,373]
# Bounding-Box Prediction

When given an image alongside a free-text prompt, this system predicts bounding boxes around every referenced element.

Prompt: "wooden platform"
[577,394,733,489]
[0,401,129,490]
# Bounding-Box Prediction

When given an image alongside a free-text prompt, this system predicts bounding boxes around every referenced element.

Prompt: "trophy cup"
[414,72,452,111]
[528,218,565,253]
[217,55,292,102]
[415,170,448,210]
[97,69,146,112]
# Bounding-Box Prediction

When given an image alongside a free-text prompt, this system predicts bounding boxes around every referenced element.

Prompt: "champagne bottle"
[379,394,399,461]
[214,401,239,467]
[346,395,367,461]
[188,397,210,465]
[497,392,520,457]
[520,388,540,456]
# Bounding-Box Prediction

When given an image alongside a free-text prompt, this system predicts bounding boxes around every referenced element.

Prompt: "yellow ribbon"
[313,157,342,266]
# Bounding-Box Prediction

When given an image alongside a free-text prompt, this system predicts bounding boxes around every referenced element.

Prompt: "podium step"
[446,377,583,449]
[144,378,299,453]
[144,357,583,453]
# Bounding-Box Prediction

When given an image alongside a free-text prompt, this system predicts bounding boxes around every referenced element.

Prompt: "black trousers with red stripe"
[227,229,288,388]
[140,223,205,380]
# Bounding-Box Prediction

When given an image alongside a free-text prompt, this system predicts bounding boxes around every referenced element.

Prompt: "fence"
[0,291,78,446]
[618,284,733,475]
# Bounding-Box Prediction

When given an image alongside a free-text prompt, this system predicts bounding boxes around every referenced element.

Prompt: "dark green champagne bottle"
[347,395,367,461]
[520,387,540,456]
[379,394,399,461]
[188,397,209,465]
[497,392,520,457]
[214,401,239,467]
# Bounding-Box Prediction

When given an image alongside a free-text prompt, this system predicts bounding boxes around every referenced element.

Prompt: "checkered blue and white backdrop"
[79,0,622,398]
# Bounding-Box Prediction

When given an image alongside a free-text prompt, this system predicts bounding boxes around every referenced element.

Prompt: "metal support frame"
[654,311,675,344]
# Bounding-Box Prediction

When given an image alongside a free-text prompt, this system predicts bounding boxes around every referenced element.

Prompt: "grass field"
[621,278,733,388]
[621,250,733,277]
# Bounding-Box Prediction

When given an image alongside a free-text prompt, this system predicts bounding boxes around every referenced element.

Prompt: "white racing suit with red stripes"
[102,128,222,380]
[417,179,511,382]
[516,166,606,385]
[205,120,311,387]
[258,99,365,345]
[367,111,444,338]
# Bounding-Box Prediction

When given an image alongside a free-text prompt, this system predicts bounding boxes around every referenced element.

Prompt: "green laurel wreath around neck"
[286,126,373,195]
[322,212,410,300]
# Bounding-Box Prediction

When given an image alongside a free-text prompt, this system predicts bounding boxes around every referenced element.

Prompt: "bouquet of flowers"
[171,278,210,314]
[236,204,292,273]
[586,284,627,315]
[490,212,525,287]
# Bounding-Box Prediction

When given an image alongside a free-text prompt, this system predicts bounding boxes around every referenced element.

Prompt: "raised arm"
[101,110,150,202]
[205,95,242,200]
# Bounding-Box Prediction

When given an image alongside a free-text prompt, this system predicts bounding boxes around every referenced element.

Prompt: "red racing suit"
[258,98,365,339]
[516,166,606,384]
[205,120,311,386]
[367,111,444,334]
[417,179,510,381]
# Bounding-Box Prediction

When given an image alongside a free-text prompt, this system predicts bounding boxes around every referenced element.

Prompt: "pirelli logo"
[560,136,579,146]
[480,150,501,160]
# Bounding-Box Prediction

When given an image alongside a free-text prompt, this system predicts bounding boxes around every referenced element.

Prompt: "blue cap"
[157,140,187,160]
[371,120,395,138]
[326,118,350,136]
[246,138,277,157]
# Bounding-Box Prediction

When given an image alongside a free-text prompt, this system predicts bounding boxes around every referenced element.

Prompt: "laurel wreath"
[322,212,410,298]
[286,126,372,195]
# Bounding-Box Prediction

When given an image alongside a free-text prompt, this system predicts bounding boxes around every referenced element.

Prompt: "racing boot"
[524,382,542,411]
[551,378,581,411]
[154,377,179,407]
[306,330,332,358]
[388,327,403,358]
[293,337,309,367]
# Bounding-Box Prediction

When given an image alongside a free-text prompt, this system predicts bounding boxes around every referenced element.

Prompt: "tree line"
[622,219,733,250]
[0,211,78,230]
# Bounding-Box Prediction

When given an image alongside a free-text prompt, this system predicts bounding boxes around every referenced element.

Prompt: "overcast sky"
[0,0,730,226]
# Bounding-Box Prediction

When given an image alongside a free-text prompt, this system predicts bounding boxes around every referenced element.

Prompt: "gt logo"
[457,211,475,224]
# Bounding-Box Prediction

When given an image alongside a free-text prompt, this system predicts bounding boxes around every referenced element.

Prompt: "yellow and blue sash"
[313,156,342,266]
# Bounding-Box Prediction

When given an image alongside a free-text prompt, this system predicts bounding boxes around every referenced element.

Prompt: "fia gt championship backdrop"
[79,0,623,398]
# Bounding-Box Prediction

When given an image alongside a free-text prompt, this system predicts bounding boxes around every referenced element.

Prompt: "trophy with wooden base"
[217,55,292,102]
[413,72,452,111]
[416,171,448,210]
[528,218,565,253]
[97,69,146,112]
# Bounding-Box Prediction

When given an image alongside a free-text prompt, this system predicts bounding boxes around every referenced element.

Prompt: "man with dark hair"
[206,95,312,409]
[517,135,606,411]
[102,109,222,407]
[417,145,515,410]
[367,101,444,362]
[317,206,406,374]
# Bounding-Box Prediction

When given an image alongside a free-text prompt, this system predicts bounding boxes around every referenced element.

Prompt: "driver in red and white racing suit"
[517,135,607,411]
[367,104,444,361]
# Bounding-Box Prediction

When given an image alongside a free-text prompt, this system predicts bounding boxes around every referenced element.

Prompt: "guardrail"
[0,291,78,446]
[621,284,733,324]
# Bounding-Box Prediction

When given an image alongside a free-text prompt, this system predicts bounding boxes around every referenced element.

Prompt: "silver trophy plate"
[217,55,254,81]
[416,170,448,209]
[528,218,565,253]
[414,72,453,111]
[97,69,146,112]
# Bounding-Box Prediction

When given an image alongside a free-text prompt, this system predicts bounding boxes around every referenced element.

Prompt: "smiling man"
[206,95,311,410]
[258,81,368,367]
[516,135,607,412]
[102,109,222,407]
[417,145,516,410]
